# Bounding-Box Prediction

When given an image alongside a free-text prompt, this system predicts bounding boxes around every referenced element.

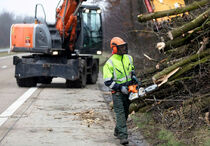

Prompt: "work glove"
[131,71,139,84]
[121,86,129,95]
[132,75,139,84]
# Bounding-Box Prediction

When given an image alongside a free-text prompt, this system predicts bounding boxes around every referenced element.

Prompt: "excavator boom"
[56,0,86,51]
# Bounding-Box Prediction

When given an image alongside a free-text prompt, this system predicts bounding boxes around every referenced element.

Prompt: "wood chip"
[157,67,180,86]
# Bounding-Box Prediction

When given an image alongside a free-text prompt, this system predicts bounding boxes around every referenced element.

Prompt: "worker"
[103,37,137,145]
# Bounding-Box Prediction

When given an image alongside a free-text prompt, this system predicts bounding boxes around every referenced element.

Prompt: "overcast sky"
[0,0,101,23]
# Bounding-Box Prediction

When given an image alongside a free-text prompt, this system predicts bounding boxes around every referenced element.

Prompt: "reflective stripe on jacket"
[103,54,134,90]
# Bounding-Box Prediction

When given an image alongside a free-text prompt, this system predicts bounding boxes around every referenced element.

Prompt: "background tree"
[0,12,34,48]
[0,12,14,48]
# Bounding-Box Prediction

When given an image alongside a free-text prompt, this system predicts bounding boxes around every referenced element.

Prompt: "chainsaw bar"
[129,84,158,101]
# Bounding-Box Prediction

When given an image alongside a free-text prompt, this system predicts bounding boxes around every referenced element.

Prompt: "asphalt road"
[0,55,29,114]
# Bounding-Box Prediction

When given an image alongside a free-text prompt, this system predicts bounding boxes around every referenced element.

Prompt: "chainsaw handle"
[128,84,138,93]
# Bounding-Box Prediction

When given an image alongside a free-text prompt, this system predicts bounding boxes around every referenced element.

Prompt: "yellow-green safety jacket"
[103,54,134,91]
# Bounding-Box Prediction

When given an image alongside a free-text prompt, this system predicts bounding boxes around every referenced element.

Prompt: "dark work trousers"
[112,92,130,139]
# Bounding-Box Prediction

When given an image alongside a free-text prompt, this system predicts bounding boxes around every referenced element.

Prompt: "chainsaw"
[128,83,158,101]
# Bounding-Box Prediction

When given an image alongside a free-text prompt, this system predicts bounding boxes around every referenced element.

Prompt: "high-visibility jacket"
[103,54,134,91]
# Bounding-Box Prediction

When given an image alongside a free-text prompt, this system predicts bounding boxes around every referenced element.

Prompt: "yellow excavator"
[144,0,186,22]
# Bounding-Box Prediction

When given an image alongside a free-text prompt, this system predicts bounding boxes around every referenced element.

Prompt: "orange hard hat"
[110,37,128,54]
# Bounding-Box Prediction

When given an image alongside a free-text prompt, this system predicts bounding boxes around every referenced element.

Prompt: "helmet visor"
[117,43,128,55]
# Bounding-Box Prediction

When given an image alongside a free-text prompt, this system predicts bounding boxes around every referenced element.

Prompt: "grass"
[131,110,210,146]
[132,112,153,129]
[204,139,210,146]
[158,129,184,146]
[193,126,210,146]
[131,112,185,146]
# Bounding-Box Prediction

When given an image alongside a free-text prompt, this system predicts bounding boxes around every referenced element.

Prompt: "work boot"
[120,138,129,145]
[114,128,119,138]
[114,131,120,139]
[114,131,118,137]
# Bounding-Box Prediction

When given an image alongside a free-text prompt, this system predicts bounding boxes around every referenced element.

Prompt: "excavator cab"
[76,5,103,55]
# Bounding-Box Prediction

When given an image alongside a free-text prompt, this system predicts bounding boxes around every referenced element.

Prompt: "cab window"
[82,9,102,49]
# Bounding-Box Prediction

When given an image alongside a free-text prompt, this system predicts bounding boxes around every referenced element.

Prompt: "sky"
[0,0,102,24]
[0,0,60,23]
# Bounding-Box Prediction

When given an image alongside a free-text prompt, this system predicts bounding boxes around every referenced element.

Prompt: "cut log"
[129,103,145,113]
[157,21,210,52]
[157,37,192,52]
[168,8,210,40]
[138,0,209,22]
[152,49,210,83]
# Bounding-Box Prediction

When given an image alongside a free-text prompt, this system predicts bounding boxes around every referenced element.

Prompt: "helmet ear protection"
[112,43,118,54]
[110,37,127,55]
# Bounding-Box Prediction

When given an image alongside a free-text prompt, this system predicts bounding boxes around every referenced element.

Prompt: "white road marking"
[0,87,38,127]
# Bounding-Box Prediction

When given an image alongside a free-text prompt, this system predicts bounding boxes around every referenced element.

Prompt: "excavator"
[144,0,186,22]
[144,0,186,31]
[10,0,103,88]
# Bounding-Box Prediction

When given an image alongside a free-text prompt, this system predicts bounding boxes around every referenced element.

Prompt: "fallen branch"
[157,21,210,52]
[182,94,210,115]
[144,99,184,102]
[168,8,210,40]
[143,53,158,62]
[170,55,210,80]
[152,49,210,83]
[138,0,209,22]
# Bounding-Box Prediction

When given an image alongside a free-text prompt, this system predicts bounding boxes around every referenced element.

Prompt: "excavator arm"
[55,0,86,51]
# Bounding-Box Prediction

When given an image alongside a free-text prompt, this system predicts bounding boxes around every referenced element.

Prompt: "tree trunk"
[157,21,210,52]
[152,49,210,83]
[168,8,210,40]
[138,0,209,23]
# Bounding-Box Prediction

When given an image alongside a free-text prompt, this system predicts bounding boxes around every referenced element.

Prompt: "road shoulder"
[0,78,119,146]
